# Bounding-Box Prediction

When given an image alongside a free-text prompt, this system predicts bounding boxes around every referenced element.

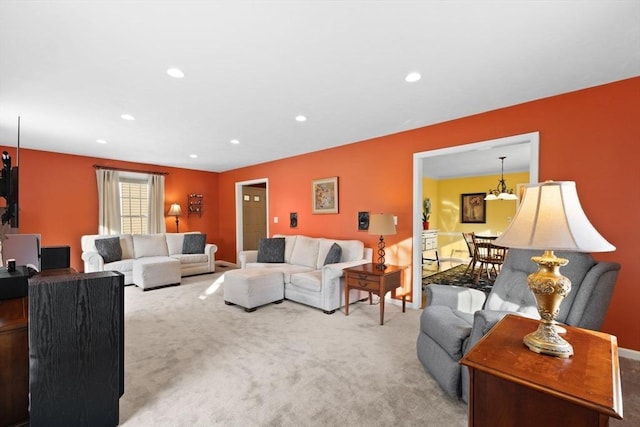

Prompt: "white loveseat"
[81,232,217,286]
[238,234,372,313]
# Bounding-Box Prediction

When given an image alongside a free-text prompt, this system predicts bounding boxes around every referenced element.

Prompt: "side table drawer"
[345,274,379,291]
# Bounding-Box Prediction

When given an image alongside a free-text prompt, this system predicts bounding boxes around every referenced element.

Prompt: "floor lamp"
[494,181,615,358]
[167,203,182,232]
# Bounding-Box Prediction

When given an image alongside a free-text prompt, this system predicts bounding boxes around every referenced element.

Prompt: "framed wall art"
[461,193,486,223]
[312,176,339,214]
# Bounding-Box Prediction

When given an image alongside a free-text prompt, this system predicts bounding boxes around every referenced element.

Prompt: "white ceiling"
[0,1,638,173]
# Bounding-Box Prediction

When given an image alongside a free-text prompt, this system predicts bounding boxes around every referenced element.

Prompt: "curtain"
[147,174,166,234]
[96,169,121,235]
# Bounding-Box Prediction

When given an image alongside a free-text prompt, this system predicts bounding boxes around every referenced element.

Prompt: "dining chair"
[474,237,506,284]
[462,232,479,277]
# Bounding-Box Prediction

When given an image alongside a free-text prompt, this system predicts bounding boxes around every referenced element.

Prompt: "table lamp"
[368,213,396,270]
[494,181,615,358]
[167,203,182,232]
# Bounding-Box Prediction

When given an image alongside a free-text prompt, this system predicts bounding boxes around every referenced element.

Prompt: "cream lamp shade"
[494,181,614,358]
[494,181,614,252]
[368,213,396,236]
[167,203,182,217]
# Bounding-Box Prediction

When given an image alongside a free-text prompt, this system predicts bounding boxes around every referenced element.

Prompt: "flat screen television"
[1,151,18,228]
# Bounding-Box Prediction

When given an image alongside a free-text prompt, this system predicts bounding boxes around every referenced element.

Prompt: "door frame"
[411,132,539,309]
[235,178,269,260]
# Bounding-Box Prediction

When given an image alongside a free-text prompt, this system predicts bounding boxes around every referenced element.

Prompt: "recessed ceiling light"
[96,139,107,144]
[295,115,307,122]
[167,68,185,79]
[121,114,135,121]
[189,154,198,159]
[405,72,421,83]
[230,139,240,145]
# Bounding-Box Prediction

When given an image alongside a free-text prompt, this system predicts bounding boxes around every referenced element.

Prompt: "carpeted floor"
[119,265,640,426]
[119,267,468,426]
[422,264,493,293]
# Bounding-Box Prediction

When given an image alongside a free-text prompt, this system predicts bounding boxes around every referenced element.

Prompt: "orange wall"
[217,77,640,350]
[1,77,637,350]
[0,148,219,272]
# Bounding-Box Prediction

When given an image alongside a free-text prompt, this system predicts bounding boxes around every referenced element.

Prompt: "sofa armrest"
[424,284,487,314]
[239,250,258,268]
[321,259,370,280]
[81,251,105,273]
[205,243,218,257]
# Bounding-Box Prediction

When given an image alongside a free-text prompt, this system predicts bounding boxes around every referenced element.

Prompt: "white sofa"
[81,232,217,286]
[238,234,372,313]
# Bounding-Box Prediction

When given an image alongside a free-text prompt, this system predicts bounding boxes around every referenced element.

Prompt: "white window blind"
[120,179,148,234]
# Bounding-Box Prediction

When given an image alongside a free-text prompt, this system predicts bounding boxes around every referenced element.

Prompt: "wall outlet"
[274,216,278,223]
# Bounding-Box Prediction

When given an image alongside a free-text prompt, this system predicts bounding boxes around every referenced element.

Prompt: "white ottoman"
[224,269,284,312]
[133,256,181,291]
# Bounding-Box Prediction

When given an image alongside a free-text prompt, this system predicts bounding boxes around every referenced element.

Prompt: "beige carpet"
[119,267,467,426]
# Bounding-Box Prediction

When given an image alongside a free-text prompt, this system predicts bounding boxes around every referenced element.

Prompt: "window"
[120,178,148,234]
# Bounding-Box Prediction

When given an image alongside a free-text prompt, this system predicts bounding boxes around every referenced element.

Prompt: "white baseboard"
[619,347,640,361]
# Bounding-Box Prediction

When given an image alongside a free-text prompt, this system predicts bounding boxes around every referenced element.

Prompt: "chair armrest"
[424,284,487,313]
[238,250,258,268]
[464,310,538,354]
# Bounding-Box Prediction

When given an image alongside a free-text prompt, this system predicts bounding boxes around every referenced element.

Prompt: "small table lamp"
[167,203,182,232]
[368,213,396,270]
[494,181,615,358]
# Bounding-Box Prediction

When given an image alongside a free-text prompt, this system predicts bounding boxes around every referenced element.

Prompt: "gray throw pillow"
[257,238,285,263]
[183,233,207,254]
[95,237,122,263]
[324,243,342,265]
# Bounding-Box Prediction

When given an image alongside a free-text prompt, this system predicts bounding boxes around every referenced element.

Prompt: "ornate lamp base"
[524,321,573,358]
[525,250,574,358]
[376,235,387,270]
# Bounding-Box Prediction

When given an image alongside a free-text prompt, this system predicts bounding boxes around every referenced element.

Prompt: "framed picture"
[312,176,339,214]
[461,193,486,223]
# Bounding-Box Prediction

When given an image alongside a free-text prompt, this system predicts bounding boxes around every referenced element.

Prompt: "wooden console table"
[0,266,30,426]
[460,314,623,426]
[343,263,404,325]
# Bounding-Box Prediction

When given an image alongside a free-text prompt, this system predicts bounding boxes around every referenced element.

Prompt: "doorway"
[235,178,269,259]
[411,132,540,309]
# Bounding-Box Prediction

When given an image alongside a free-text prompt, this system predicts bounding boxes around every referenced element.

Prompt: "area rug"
[119,269,468,426]
[422,264,493,293]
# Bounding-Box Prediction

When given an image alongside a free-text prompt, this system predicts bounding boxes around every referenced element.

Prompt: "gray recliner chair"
[416,248,620,402]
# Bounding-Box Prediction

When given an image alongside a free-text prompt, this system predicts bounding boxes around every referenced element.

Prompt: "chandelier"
[485,156,518,200]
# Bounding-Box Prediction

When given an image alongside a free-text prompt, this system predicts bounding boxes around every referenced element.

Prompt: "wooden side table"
[343,263,404,325]
[460,314,623,427]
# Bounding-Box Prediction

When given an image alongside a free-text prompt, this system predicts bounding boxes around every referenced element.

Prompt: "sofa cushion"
[290,236,319,269]
[290,270,323,292]
[133,234,169,258]
[323,243,342,265]
[104,258,134,273]
[257,237,286,263]
[317,238,364,269]
[171,253,209,264]
[95,237,122,263]
[183,233,207,254]
[165,233,185,255]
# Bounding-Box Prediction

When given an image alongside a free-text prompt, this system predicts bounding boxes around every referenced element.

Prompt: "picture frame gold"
[312,176,339,214]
